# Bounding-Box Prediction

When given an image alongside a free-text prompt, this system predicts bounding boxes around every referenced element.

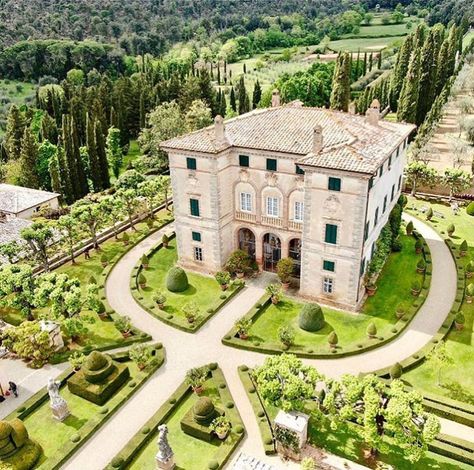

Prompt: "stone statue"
[155,424,175,469]
[47,377,70,422]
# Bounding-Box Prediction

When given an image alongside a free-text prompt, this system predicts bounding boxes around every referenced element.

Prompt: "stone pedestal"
[50,397,70,422]
[274,410,310,460]
[155,456,175,470]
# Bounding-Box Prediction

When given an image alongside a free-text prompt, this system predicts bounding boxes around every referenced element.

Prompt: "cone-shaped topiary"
[406,221,414,235]
[367,322,377,337]
[166,266,189,292]
[426,207,433,220]
[466,201,474,216]
[460,240,468,254]
[299,303,325,332]
[455,311,465,325]
[328,331,338,347]
[447,223,455,236]
[390,362,403,379]
[138,273,147,286]
[141,254,149,266]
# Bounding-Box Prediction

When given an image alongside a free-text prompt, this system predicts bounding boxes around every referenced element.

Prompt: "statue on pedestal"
[47,377,70,422]
[155,424,175,469]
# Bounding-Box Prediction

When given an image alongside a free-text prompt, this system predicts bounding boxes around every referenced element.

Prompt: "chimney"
[214,115,227,144]
[313,125,323,153]
[366,99,380,126]
[271,89,281,108]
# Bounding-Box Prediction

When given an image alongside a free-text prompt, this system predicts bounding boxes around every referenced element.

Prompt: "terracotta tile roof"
[161,105,415,174]
[0,184,59,214]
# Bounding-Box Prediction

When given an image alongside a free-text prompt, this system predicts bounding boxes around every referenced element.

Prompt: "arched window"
[238,228,256,260]
[263,233,281,272]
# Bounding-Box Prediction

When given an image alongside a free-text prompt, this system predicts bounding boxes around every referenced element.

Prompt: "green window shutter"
[383,195,387,213]
[295,165,305,175]
[190,198,200,217]
[364,221,369,241]
[325,224,338,244]
[266,158,277,171]
[328,177,341,191]
[360,257,366,276]
[379,165,383,177]
[239,155,249,167]
[186,157,197,170]
[323,260,335,272]
[368,177,374,190]
[192,231,201,242]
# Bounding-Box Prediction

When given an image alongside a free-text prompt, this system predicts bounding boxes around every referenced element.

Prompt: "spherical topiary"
[111,456,124,468]
[389,362,403,379]
[466,201,474,216]
[70,434,81,443]
[298,303,325,332]
[208,460,219,470]
[235,425,244,434]
[166,266,189,292]
[193,397,215,424]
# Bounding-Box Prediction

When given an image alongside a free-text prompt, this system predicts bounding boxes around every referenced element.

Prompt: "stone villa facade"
[161,95,415,310]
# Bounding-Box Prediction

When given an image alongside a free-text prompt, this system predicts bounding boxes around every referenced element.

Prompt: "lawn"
[403,197,474,404]
[243,234,425,354]
[328,35,406,52]
[463,30,474,50]
[135,237,241,330]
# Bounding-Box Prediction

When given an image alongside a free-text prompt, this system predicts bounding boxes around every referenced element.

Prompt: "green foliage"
[225,249,251,274]
[427,341,453,385]
[466,261,474,274]
[367,322,377,337]
[426,207,433,220]
[138,273,147,286]
[442,168,471,199]
[274,425,299,452]
[276,258,294,283]
[152,290,167,305]
[115,315,132,333]
[186,366,210,389]
[209,415,231,435]
[129,344,154,369]
[215,271,231,286]
[68,351,86,370]
[300,457,316,470]
[466,201,474,216]
[460,240,468,252]
[266,283,282,303]
[235,316,252,336]
[406,220,414,235]
[298,303,325,332]
[330,52,351,111]
[405,162,438,195]
[447,223,455,235]
[182,301,200,323]
[141,254,149,266]
[278,325,295,347]
[106,127,123,179]
[417,259,426,271]
[411,280,421,291]
[166,266,189,292]
[466,283,474,297]
[389,362,403,379]
[366,225,393,281]
[455,311,465,324]
[328,331,338,346]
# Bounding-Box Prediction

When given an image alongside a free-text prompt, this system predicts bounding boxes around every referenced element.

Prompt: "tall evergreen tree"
[106,127,123,179]
[397,49,421,124]
[18,127,39,189]
[55,136,74,204]
[237,76,250,115]
[219,91,227,116]
[252,80,262,109]
[86,113,102,192]
[198,69,217,116]
[40,112,58,144]
[330,52,351,112]
[230,87,237,112]
[95,120,110,189]
[70,115,89,197]
[4,105,26,160]
[390,34,413,111]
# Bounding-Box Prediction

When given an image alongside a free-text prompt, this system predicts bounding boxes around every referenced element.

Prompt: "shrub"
[460,240,468,253]
[166,266,189,292]
[115,315,132,333]
[162,233,169,245]
[391,238,402,252]
[406,221,414,235]
[390,362,403,379]
[186,366,210,389]
[122,232,130,243]
[415,239,422,252]
[466,261,474,274]
[447,223,455,235]
[416,259,426,271]
[277,258,294,283]
[138,273,147,286]
[266,283,282,303]
[235,317,252,336]
[209,415,231,435]
[152,290,167,305]
[89,275,97,284]
[398,194,407,207]
[183,301,200,323]
[411,280,421,292]
[69,351,85,370]
[466,201,474,216]
[215,271,231,286]
[328,331,338,347]
[129,344,154,369]
[278,325,295,347]
[367,322,377,337]
[100,253,108,265]
[141,254,149,266]
[225,249,251,274]
[466,283,474,297]
[455,311,465,325]
[95,301,106,315]
[426,207,433,220]
[301,457,316,470]
[298,303,325,332]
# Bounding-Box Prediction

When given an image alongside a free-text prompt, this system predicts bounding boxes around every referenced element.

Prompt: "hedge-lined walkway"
[61,214,469,470]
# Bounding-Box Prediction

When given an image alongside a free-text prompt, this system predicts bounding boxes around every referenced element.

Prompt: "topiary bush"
[389,362,403,379]
[447,223,455,236]
[166,266,189,292]
[298,303,325,332]
[367,322,377,338]
[466,201,474,216]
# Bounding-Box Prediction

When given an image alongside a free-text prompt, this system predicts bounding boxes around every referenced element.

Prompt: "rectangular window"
[194,246,203,262]
[368,177,374,190]
[186,157,197,170]
[388,156,392,169]
[266,158,277,172]
[379,165,383,177]
[397,145,401,156]
[374,207,379,227]
[328,177,341,191]
[398,175,402,191]
[239,155,249,167]
[364,221,369,241]
[391,184,395,201]
[266,197,279,217]
[294,201,304,221]
[190,198,200,217]
[240,192,252,212]
[192,231,201,242]
[295,165,305,175]
[360,257,366,277]
[383,195,388,213]
[323,277,334,294]
[325,224,338,244]
[323,260,335,272]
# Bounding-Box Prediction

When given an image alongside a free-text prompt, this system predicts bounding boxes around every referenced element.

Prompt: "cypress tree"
[368,52,373,72]
[363,52,368,75]
[230,87,237,112]
[355,48,361,78]
[18,127,39,189]
[56,136,74,204]
[49,152,62,196]
[219,91,227,116]
[86,113,102,192]
[62,114,80,200]
[95,120,110,189]
[70,115,89,197]
[436,38,451,96]
[397,49,421,124]
[40,112,58,144]
[237,76,250,115]
[446,24,459,76]
[390,34,413,111]
[198,69,217,116]
[217,65,221,85]
[378,51,382,69]
[4,105,26,160]
[330,52,351,112]
[139,91,146,129]
[252,80,262,109]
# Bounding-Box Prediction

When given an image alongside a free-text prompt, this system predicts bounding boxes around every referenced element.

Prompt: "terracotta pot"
[396,311,405,319]
[193,385,203,395]
[122,331,131,338]
[138,363,146,370]
[187,317,195,324]
[366,286,377,297]
[466,296,473,304]
[466,272,473,279]
[101,262,107,268]
[415,248,422,254]
[139,283,146,289]
[281,282,290,291]
[158,303,165,310]
[460,251,467,257]
[142,263,149,269]
[236,272,245,279]
[238,333,248,340]
[411,289,420,296]
[455,322,464,331]
[416,267,425,274]
[271,296,279,305]
[220,284,228,291]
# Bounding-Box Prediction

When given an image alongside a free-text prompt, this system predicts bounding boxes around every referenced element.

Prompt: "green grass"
[328,36,406,52]
[110,139,143,184]
[463,31,474,50]
[246,234,423,353]
[403,197,474,404]
[137,237,230,326]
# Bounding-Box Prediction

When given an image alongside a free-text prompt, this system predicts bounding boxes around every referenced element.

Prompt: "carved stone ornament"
[265,172,278,186]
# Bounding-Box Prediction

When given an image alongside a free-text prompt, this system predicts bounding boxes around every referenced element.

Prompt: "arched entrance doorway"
[289,238,302,278]
[238,228,256,260]
[263,233,281,272]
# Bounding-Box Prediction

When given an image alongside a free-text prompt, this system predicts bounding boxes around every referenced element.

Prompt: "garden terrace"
[238,365,473,470]
[131,235,244,332]
[106,364,245,470]
[5,345,165,469]
[223,233,431,358]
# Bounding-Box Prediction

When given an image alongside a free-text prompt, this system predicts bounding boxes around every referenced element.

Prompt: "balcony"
[235,211,257,223]
[261,215,283,228]
[288,220,303,232]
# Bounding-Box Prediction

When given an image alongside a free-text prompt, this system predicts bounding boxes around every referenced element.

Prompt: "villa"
[162,94,415,310]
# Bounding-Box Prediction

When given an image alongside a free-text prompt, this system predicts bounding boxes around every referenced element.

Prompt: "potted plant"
[225,250,251,278]
[278,325,295,349]
[466,283,474,304]
[115,315,132,337]
[395,304,405,319]
[277,258,294,290]
[153,291,167,309]
[141,254,149,269]
[447,223,455,237]
[122,232,130,246]
[426,207,433,221]
[454,311,465,330]
[235,317,252,339]
[215,271,231,291]
[183,301,199,324]
[328,331,338,349]
[367,322,377,339]
[459,240,468,257]
[69,351,85,371]
[138,273,147,289]
[416,258,426,273]
[466,261,474,279]
[210,416,231,440]
[162,234,169,248]
[415,239,423,254]
[95,300,107,319]
[129,344,153,370]
[186,366,209,394]
[365,280,377,296]
[100,253,108,268]
[266,283,282,304]
[406,221,414,236]
[411,280,421,296]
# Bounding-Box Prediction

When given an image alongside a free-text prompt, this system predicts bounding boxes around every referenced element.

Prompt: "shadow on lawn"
[63,414,88,430]
[441,381,474,405]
